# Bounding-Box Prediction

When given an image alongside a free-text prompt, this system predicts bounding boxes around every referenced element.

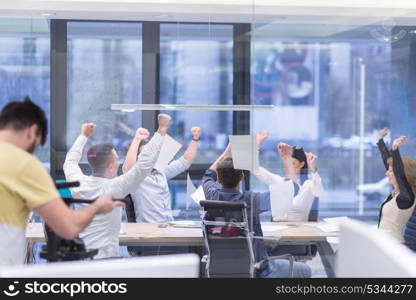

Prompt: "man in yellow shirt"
[0,97,124,267]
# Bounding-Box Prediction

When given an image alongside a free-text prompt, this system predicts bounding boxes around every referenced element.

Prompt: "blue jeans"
[258,259,312,278]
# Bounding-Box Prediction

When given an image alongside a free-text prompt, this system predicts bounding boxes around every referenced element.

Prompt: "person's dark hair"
[292,146,308,183]
[87,143,116,174]
[217,157,243,188]
[0,96,48,145]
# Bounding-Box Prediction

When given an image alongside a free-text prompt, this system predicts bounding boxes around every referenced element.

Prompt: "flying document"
[228,135,259,171]
[186,173,197,210]
[154,134,182,171]
[191,186,206,205]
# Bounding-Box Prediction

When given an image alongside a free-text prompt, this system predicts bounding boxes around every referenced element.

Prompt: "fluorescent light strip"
[112,104,276,111]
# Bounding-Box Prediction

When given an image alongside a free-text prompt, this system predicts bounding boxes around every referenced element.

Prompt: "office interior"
[1,0,416,278]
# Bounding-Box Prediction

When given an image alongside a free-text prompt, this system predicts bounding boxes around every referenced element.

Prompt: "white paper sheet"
[154,134,182,171]
[261,224,289,232]
[168,220,201,228]
[228,135,259,171]
[186,173,197,210]
[323,216,350,224]
[119,224,126,235]
[316,223,339,233]
[269,181,294,220]
[191,186,206,204]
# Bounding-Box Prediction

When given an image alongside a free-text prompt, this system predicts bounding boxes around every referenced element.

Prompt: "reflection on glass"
[160,23,234,163]
[0,18,50,163]
[250,23,416,219]
[67,22,142,161]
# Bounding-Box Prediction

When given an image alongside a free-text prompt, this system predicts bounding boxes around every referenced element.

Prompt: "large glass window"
[160,23,233,164]
[159,23,234,218]
[0,18,50,164]
[67,22,142,162]
[251,23,415,220]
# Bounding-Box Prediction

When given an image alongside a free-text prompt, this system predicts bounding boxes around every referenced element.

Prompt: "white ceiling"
[0,0,416,25]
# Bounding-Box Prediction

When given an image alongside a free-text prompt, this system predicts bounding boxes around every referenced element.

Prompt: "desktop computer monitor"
[337,219,416,277]
[0,253,199,278]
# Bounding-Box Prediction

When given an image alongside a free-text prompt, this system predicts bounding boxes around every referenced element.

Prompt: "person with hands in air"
[63,114,171,258]
[123,126,202,223]
[201,143,312,278]
[377,128,416,242]
[253,131,323,222]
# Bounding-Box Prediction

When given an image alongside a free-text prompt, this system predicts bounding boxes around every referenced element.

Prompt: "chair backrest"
[404,210,416,252]
[199,200,255,278]
[124,194,137,223]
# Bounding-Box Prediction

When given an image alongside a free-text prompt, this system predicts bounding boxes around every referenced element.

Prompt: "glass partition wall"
[0,18,50,166]
[2,7,416,269]
[3,16,413,222]
[249,19,416,222]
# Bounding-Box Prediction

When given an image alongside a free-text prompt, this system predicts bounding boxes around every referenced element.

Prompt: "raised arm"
[201,169,220,200]
[108,114,171,198]
[163,127,201,180]
[209,143,232,172]
[306,152,324,197]
[377,127,390,171]
[63,123,95,182]
[278,143,298,183]
[392,136,415,209]
[122,128,150,174]
[252,166,285,185]
[203,143,233,199]
[182,127,201,165]
[253,131,286,185]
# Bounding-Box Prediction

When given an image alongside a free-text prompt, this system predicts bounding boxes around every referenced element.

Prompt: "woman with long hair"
[377,128,416,242]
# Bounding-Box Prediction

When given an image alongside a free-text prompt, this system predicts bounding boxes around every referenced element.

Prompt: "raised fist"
[378,127,389,140]
[306,152,318,173]
[81,123,96,138]
[191,127,202,140]
[277,143,293,158]
[256,131,269,148]
[135,128,150,140]
[157,114,171,129]
[392,136,408,151]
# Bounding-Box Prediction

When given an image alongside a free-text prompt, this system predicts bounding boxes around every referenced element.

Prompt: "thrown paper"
[154,134,182,171]
[228,135,259,171]
[191,186,206,204]
[186,173,197,210]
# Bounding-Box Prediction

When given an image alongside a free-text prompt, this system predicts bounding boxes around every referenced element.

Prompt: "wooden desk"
[25,222,337,277]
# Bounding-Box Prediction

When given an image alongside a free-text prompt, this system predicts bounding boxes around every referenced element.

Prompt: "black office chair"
[200,200,294,278]
[124,195,143,256]
[404,211,416,252]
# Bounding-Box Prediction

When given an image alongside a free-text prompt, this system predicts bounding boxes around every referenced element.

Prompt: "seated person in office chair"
[376,128,416,242]
[0,98,121,268]
[201,145,312,278]
[123,126,202,223]
[63,114,171,259]
[253,131,323,222]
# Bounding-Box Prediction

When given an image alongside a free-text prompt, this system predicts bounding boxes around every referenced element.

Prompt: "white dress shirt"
[131,156,190,223]
[253,166,324,221]
[63,133,164,259]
